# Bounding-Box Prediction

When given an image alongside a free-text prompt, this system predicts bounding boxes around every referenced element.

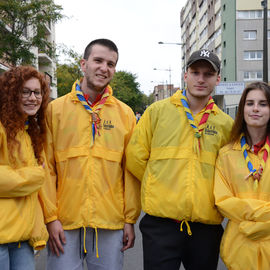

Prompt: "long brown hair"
[0,66,50,165]
[230,81,270,143]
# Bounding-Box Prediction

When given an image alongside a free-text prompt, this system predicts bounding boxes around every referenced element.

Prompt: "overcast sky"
[54,0,187,95]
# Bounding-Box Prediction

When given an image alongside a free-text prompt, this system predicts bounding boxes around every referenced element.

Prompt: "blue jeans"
[0,241,34,270]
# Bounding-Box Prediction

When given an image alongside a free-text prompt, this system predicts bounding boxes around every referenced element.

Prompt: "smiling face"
[244,89,270,129]
[20,77,42,117]
[80,44,117,93]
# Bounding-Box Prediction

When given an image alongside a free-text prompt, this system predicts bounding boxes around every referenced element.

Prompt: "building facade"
[153,84,179,102]
[180,0,270,119]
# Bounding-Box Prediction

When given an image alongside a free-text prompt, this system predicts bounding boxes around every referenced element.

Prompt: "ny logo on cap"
[200,50,210,58]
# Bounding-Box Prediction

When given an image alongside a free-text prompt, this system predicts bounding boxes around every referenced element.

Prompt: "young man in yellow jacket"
[126,49,234,270]
[40,39,141,270]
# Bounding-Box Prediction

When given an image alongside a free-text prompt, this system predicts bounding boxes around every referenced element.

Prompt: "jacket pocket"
[91,146,123,163]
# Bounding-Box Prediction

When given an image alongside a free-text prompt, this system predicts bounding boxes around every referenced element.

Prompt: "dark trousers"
[139,214,223,270]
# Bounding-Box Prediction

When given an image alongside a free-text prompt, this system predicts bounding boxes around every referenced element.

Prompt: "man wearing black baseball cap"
[126,49,234,270]
[186,49,221,73]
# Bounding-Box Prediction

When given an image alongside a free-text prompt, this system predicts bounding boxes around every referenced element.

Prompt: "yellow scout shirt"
[215,142,270,270]
[0,122,48,249]
[41,83,141,230]
[126,90,233,224]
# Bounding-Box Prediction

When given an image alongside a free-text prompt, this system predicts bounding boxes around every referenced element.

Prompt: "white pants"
[47,228,124,270]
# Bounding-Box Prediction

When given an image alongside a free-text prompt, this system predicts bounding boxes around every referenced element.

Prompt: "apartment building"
[153,84,179,102]
[0,5,58,99]
[180,0,270,119]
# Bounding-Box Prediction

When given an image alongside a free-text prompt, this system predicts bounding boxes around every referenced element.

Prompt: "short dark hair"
[230,81,270,143]
[83,38,118,61]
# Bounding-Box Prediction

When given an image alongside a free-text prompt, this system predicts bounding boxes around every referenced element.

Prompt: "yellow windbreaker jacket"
[0,122,48,249]
[126,90,233,224]
[215,142,270,270]
[40,83,141,230]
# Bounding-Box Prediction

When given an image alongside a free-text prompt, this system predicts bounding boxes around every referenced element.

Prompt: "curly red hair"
[0,66,50,165]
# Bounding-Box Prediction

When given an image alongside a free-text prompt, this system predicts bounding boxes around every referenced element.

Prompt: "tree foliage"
[0,0,64,65]
[110,71,146,113]
[56,45,82,97]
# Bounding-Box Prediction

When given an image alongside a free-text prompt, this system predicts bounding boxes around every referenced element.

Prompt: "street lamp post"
[261,0,268,83]
[153,67,172,96]
[158,41,186,88]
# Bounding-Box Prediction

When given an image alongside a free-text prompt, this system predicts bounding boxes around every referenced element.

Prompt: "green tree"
[56,45,82,97]
[0,0,64,65]
[110,71,144,113]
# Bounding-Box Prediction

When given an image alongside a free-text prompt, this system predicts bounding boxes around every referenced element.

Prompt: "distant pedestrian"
[135,112,141,123]
[126,49,234,270]
[40,38,141,270]
[214,81,270,270]
[0,66,49,270]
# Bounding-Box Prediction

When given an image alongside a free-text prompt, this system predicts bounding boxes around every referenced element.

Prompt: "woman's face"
[20,77,42,116]
[244,89,270,129]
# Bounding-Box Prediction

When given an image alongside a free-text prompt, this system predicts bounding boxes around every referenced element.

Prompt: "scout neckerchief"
[240,133,270,191]
[180,89,215,154]
[25,119,29,130]
[75,79,109,146]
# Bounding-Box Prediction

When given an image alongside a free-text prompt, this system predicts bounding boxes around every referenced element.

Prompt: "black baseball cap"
[186,49,221,73]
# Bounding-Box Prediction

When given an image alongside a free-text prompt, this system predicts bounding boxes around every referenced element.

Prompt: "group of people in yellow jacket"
[0,38,270,270]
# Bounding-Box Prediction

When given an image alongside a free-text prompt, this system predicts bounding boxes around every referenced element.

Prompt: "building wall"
[221,0,236,81]
[180,0,269,114]
[236,0,270,83]
[237,0,270,10]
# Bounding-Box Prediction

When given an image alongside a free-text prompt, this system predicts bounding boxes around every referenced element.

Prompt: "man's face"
[184,60,220,100]
[80,44,118,92]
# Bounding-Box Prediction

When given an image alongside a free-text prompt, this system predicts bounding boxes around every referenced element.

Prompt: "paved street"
[36,214,227,270]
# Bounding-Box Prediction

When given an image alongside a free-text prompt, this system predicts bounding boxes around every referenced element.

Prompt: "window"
[268,30,270,39]
[244,30,257,40]
[244,51,263,60]
[237,10,263,19]
[200,12,207,24]
[244,71,263,80]
[200,27,207,39]
[223,23,226,30]
[215,45,221,54]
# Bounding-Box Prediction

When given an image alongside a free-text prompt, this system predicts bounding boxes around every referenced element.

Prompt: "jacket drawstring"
[18,241,21,248]
[94,227,99,258]
[83,226,87,254]
[180,220,192,236]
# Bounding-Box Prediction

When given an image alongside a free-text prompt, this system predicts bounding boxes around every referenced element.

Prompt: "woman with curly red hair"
[0,66,49,270]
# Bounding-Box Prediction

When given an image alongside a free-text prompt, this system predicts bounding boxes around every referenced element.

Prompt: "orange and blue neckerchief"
[75,80,109,146]
[180,89,214,154]
[240,133,270,190]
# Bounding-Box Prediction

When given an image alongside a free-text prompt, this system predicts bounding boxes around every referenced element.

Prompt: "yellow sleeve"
[126,109,152,181]
[28,194,49,250]
[239,220,270,241]
[214,156,270,222]
[123,112,141,223]
[39,104,58,224]
[0,165,44,197]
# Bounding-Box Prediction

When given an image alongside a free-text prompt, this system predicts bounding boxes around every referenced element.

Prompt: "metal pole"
[262,0,268,82]
[169,66,171,96]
